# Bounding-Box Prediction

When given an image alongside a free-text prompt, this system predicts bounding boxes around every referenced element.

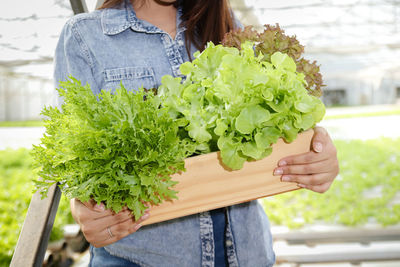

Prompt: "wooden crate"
[143,129,314,225]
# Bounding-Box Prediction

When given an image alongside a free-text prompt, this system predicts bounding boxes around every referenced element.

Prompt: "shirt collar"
[101,0,185,36]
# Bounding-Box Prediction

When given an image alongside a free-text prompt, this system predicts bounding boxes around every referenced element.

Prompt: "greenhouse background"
[0,0,400,266]
[1,0,400,120]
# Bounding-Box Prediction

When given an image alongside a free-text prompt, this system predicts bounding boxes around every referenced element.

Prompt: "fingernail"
[94,203,105,211]
[314,142,323,153]
[274,168,283,175]
[135,223,142,230]
[140,213,150,220]
[281,176,291,182]
[298,183,306,188]
[278,160,287,167]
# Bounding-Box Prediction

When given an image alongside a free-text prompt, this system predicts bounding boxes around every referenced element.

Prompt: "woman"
[54,0,339,266]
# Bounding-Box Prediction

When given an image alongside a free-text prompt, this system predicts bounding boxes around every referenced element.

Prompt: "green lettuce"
[33,30,326,215]
[32,78,194,219]
[159,42,325,170]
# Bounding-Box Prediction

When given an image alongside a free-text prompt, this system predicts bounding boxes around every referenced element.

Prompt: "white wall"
[0,72,56,121]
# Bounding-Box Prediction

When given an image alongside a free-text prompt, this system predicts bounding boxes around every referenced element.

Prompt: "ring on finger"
[106,226,113,238]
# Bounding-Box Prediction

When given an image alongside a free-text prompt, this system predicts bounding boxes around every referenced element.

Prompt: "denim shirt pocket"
[103,66,156,92]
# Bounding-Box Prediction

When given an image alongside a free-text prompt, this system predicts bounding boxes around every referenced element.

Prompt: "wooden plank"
[10,184,61,267]
[273,227,400,246]
[143,130,313,226]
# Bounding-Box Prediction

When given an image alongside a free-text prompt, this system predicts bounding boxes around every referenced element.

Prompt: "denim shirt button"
[162,34,171,44]
[205,243,212,252]
[226,240,233,247]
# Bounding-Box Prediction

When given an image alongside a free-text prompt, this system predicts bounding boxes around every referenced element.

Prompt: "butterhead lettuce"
[159,42,325,170]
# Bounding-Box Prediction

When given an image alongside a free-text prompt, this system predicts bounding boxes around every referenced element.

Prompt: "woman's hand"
[273,126,339,193]
[70,198,150,248]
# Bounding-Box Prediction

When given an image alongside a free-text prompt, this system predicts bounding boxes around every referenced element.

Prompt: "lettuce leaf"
[32,78,195,219]
[159,42,325,170]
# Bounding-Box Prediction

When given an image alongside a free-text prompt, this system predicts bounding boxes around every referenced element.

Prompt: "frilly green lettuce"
[32,78,195,219]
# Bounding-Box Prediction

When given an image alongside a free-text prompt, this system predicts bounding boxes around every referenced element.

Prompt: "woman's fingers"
[93,221,142,247]
[94,208,135,224]
[82,198,107,212]
[104,212,150,240]
[79,208,133,241]
[278,128,335,166]
[81,208,151,247]
[274,160,335,176]
[278,150,330,166]
[70,197,152,247]
[280,172,333,186]
[311,126,329,153]
[275,126,339,194]
[299,182,332,194]
[92,211,151,248]
[72,199,114,224]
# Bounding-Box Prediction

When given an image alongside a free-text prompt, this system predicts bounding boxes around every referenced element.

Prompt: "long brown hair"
[98,0,234,54]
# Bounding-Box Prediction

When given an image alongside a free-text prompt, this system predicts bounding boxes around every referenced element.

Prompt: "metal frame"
[96,0,105,10]
[69,0,88,14]
[274,228,400,265]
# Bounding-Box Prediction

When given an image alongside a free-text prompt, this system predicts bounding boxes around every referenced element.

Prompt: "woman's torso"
[54,1,275,266]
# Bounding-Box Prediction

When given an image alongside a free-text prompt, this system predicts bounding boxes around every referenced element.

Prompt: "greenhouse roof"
[0,0,399,80]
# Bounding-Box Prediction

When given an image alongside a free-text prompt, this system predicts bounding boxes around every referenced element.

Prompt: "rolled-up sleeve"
[53,20,100,95]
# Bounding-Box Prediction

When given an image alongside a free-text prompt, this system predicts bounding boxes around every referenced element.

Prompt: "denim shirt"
[54,1,275,266]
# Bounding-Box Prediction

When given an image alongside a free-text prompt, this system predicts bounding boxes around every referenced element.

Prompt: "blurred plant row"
[0,149,74,266]
[0,138,399,266]
[263,138,400,228]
